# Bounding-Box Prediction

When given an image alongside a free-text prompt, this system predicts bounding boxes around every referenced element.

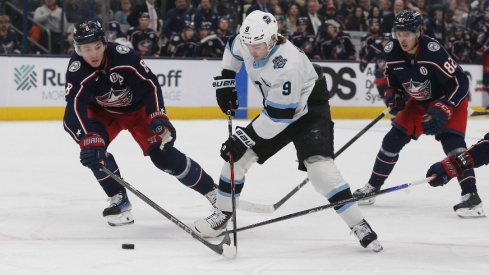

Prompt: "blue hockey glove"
[220,126,256,162]
[385,89,406,112]
[147,111,176,151]
[359,58,368,73]
[426,152,472,187]
[421,99,454,135]
[213,70,238,116]
[79,133,106,170]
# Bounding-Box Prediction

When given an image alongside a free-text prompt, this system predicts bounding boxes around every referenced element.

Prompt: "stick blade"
[238,200,275,213]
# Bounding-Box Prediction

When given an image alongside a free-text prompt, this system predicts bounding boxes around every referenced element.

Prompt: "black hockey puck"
[122,243,135,249]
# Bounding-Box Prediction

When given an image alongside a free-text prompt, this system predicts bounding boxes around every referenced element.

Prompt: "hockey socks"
[93,153,125,197]
[369,149,399,188]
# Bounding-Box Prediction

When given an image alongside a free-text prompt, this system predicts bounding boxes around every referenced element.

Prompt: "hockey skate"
[194,208,232,238]
[353,183,380,205]
[103,190,134,226]
[351,219,383,253]
[204,188,217,208]
[453,193,486,219]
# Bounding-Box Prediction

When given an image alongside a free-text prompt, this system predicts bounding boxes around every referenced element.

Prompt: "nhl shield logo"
[272,55,287,69]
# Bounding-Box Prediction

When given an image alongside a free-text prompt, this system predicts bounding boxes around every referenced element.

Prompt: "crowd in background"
[0,0,488,64]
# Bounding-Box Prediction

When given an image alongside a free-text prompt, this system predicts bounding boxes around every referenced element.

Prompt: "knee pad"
[439,133,467,156]
[381,127,411,153]
[149,146,187,175]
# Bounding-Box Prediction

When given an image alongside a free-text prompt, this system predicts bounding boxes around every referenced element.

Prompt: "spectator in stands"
[127,12,159,57]
[275,15,288,36]
[339,0,356,21]
[196,21,225,58]
[358,0,371,16]
[279,0,294,15]
[324,4,337,20]
[286,3,302,37]
[216,0,240,32]
[79,0,111,22]
[318,19,356,60]
[430,7,447,47]
[0,14,21,54]
[163,0,191,39]
[378,0,391,15]
[65,0,81,24]
[194,0,219,32]
[246,0,274,16]
[290,16,319,59]
[360,18,380,59]
[380,0,404,34]
[114,0,132,32]
[161,21,197,57]
[450,0,470,26]
[305,0,324,38]
[345,6,368,31]
[447,24,472,63]
[33,0,68,54]
[127,0,161,35]
[215,15,234,45]
[368,5,383,24]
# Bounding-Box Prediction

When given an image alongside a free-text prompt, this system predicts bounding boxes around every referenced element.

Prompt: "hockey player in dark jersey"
[0,15,20,54]
[317,19,356,60]
[446,24,471,63]
[194,11,382,253]
[63,20,217,226]
[161,21,197,57]
[195,21,225,58]
[290,17,319,60]
[215,16,234,46]
[353,10,485,219]
[126,12,159,57]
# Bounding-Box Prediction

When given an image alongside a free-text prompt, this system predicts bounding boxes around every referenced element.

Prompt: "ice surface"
[1,118,489,274]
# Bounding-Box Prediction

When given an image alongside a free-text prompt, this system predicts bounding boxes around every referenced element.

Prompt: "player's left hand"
[79,133,106,171]
[426,155,463,187]
[359,59,368,73]
[147,111,176,151]
[421,99,454,135]
[220,127,256,162]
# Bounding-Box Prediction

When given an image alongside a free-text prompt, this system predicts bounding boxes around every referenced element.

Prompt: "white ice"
[1,117,489,274]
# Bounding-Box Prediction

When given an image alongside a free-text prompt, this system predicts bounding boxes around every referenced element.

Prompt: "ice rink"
[1,117,489,274]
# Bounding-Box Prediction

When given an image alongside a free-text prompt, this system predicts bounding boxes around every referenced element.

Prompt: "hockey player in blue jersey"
[63,20,218,226]
[353,10,484,219]
[290,17,319,60]
[196,21,225,58]
[126,12,159,57]
[194,11,382,252]
[161,21,198,57]
[318,19,356,60]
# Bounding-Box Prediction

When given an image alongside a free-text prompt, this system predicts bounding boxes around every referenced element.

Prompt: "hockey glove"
[147,111,176,151]
[359,58,368,73]
[426,152,473,187]
[213,70,238,116]
[385,89,406,112]
[79,133,106,170]
[220,126,256,162]
[421,99,454,135]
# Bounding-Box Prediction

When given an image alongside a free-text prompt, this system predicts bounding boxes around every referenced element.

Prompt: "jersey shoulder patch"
[427,42,441,51]
[384,41,393,53]
[68,61,81,72]
[116,45,130,54]
[272,55,287,69]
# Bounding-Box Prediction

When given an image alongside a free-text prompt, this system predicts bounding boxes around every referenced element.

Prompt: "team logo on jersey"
[263,15,272,24]
[420,66,428,75]
[384,41,393,53]
[272,55,287,69]
[402,78,431,100]
[68,61,81,72]
[173,35,180,42]
[116,45,130,54]
[427,42,440,51]
[96,87,133,107]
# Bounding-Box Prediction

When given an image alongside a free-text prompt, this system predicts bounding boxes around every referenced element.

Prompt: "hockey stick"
[221,176,433,236]
[227,106,238,249]
[238,107,392,213]
[100,166,237,259]
[468,107,489,117]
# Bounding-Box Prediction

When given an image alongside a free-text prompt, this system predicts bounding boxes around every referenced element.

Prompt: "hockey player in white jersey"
[194,10,382,252]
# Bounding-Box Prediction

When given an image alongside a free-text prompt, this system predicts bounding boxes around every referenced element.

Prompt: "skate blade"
[367,240,383,253]
[455,206,486,219]
[357,197,376,206]
[107,211,135,226]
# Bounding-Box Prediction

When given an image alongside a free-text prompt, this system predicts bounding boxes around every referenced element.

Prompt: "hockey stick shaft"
[238,107,391,213]
[100,166,236,258]
[227,106,238,248]
[224,177,432,235]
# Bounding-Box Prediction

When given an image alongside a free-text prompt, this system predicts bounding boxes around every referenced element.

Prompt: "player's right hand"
[79,133,106,170]
[359,59,368,73]
[426,155,463,187]
[213,76,238,116]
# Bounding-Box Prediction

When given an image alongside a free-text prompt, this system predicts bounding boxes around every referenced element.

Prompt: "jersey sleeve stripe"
[265,99,299,109]
[263,108,294,123]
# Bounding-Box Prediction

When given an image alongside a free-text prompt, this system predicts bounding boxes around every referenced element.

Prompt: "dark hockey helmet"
[392,10,422,37]
[199,21,213,30]
[297,17,309,26]
[183,20,195,30]
[73,20,107,55]
[368,18,380,26]
[381,32,392,41]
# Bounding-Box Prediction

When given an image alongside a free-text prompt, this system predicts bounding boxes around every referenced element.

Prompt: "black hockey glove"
[220,126,257,162]
[213,70,238,116]
[79,133,106,171]
[385,89,406,112]
[359,58,368,73]
[426,152,472,187]
[147,110,176,151]
[421,99,454,135]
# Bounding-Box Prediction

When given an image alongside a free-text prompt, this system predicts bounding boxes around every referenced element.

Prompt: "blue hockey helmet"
[392,10,422,37]
[297,17,309,26]
[73,20,107,55]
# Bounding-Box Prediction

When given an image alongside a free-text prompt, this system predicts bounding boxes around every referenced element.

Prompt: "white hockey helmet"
[240,10,278,53]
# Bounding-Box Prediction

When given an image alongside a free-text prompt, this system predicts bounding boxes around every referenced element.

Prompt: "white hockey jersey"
[223,35,319,139]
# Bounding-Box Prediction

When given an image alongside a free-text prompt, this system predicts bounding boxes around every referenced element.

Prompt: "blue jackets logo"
[14,65,37,91]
